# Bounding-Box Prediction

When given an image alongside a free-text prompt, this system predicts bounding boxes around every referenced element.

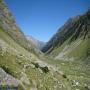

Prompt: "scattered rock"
[0,68,19,86]
[72,80,79,86]
[20,72,30,85]
[76,89,80,90]
[30,64,35,68]
[31,61,49,73]
[85,84,90,90]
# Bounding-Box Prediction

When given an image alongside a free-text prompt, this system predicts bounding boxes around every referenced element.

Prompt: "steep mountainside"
[41,10,90,90]
[42,10,90,60]
[0,0,90,90]
[0,0,28,49]
[0,1,74,90]
[0,0,43,57]
[26,36,46,50]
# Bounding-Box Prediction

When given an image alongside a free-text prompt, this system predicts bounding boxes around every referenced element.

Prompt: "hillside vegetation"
[0,0,90,90]
[42,10,90,60]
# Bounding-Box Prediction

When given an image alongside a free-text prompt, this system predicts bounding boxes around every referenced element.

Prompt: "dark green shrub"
[62,74,67,78]
[40,66,49,73]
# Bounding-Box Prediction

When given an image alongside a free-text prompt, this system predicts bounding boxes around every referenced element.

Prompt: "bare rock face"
[0,68,19,87]
[31,61,49,73]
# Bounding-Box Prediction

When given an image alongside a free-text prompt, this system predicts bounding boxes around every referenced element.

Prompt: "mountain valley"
[0,0,90,90]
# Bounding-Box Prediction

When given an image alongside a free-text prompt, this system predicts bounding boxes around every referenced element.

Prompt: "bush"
[62,74,67,78]
[40,66,49,73]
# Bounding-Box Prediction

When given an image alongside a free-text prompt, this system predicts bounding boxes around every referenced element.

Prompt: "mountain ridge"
[26,35,46,50]
[42,10,90,60]
[0,0,90,90]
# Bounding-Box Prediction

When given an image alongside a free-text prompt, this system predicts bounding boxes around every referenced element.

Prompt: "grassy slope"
[0,28,74,90]
[0,26,90,90]
[0,24,90,90]
[44,55,90,90]
[49,38,90,59]
[43,37,90,90]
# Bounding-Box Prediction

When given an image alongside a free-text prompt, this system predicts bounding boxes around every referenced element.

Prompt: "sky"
[4,0,90,42]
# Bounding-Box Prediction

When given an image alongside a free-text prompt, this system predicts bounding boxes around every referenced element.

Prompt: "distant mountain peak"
[26,35,46,50]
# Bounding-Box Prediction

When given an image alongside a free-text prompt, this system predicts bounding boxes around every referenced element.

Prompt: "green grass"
[48,37,90,61]
[72,40,89,57]
[44,57,90,89]
[49,38,69,57]
[0,28,90,90]
[0,28,68,90]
